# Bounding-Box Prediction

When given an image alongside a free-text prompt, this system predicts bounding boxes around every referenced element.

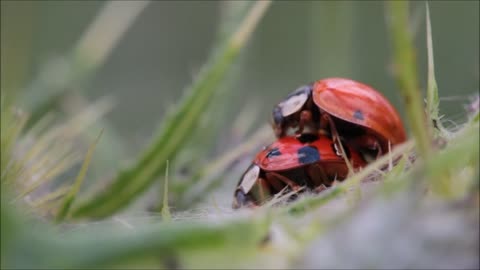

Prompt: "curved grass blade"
[72,1,273,219]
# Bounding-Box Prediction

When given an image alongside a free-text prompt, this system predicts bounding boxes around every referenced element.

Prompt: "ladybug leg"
[306,163,331,187]
[265,174,286,193]
[348,134,383,159]
[372,140,382,158]
[297,110,313,135]
[320,112,354,174]
[265,172,302,192]
[313,184,329,193]
[256,177,272,203]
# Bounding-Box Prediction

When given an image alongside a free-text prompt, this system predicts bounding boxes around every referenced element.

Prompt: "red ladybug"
[272,78,407,157]
[232,134,366,208]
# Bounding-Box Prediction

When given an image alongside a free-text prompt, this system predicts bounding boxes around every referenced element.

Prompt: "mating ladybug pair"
[232,78,407,209]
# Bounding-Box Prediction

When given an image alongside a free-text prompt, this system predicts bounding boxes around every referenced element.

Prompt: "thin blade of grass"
[386,2,432,158]
[55,129,103,223]
[8,98,111,202]
[425,3,452,139]
[425,3,440,130]
[13,152,80,202]
[31,184,72,208]
[161,160,171,222]
[0,108,28,184]
[71,1,273,219]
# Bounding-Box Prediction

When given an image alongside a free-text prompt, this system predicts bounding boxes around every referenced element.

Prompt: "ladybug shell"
[313,78,407,146]
[254,135,366,171]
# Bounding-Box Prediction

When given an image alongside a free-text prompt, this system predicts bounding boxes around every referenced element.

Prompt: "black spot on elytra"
[298,146,320,164]
[353,110,364,121]
[266,147,282,158]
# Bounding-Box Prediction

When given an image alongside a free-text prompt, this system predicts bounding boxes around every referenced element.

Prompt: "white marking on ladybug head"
[280,93,308,117]
[240,165,260,194]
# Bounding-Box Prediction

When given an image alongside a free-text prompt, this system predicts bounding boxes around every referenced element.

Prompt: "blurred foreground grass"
[1,1,479,269]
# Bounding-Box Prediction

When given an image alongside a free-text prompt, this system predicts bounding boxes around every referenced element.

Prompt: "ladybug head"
[272,84,313,137]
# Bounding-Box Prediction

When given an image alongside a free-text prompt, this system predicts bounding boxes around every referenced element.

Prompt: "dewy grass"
[71,1,272,219]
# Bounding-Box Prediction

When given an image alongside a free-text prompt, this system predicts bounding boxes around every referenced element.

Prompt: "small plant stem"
[161,160,172,222]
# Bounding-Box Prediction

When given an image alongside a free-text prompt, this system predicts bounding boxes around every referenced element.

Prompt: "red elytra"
[271,78,407,157]
[313,78,407,153]
[232,135,366,209]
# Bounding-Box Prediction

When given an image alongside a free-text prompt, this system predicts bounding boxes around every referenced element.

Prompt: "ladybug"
[232,134,366,209]
[272,78,407,158]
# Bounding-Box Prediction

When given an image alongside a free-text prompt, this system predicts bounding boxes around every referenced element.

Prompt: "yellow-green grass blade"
[56,129,103,223]
[386,1,432,159]
[425,3,442,134]
[1,107,28,184]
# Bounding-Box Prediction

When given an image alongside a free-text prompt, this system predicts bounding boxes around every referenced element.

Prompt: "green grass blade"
[55,129,103,223]
[386,1,432,158]
[2,197,270,269]
[71,1,273,219]
[425,3,440,129]
[425,3,452,139]
[161,160,171,222]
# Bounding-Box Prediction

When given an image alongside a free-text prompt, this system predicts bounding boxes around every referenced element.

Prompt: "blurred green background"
[3,1,478,142]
